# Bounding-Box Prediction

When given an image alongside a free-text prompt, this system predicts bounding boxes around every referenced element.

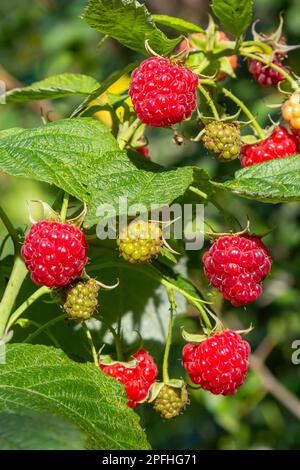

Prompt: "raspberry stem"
[0,256,28,339]
[220,87,265,140]
[162,288,176,383]
[23,314,66,344]
[82,322,99,366]
[241,52,300,91]
[5,285,51,336]
[117,118,141,150]
[189,185,208,200]
[198,84,220,120]
[0,205,19,252]
[60,192,69,223]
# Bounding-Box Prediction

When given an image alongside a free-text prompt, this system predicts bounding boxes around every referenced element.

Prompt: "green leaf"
[0,118,210,226]
[152,15,204,34]
[212,0,253,37]
[221,155,300,203]
[0,343,150,450]
[0,411,86,450]
[82,0,181,55]
[3,74,99,104]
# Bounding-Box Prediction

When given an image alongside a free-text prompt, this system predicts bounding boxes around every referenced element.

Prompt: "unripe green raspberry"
[63,279,100,320]
[154,384,188,419]
[117,220,163,264]
[202,121,241,161]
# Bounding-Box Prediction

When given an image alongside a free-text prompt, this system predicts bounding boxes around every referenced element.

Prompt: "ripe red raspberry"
[137,145,151,160]
[183,330,250,395]
[247,58,287,86]
[202,235,272,306]
[129,57,198,127]
[100,349,158,408]
[21,220,89,288]
[241,127,298,167]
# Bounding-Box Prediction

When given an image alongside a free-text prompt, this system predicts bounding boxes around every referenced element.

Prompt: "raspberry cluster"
[117,220,163,264]
[202,121,241,161]
[129,57,198,127]
[241,127,298,167]
[248,58,287,86]
[21,220,89,288]
[203,235,272,306]
[63,279,100,320]
[154,384,188,419]
[282,93,300,135]
[183,330,250,395]
[100,349,158,408]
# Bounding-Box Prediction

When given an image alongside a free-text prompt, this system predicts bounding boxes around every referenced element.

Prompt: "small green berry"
[154,384,188,419]
[202,121,241,161]
[117,220,163,264]
[63,279,100,320]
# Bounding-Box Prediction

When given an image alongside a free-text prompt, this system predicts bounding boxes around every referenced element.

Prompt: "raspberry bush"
[0,0,300,452]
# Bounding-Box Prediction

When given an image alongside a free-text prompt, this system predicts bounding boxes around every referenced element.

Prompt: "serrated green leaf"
[0,344,150,450]
[82,0,181,55]
[0,411,86,450]
[0,118,210,227]
[152,15,204,34]
[3,74,99,104]
[212,0,253,37]
[221,155,300,203]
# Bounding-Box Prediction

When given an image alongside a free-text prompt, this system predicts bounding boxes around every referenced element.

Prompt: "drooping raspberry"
[21,221,89,288]
[100,349,158,408]
[202,235,272,306]
[247,58,287,86]
[117,219,163,264]
[129,57,198,127]
[63,279,100,320]
[202,121,241,161]
[183,330,250,395]
[154,384,188,419]
[241,127,298,167]
[137,145,151,160]
[282,92,300,135]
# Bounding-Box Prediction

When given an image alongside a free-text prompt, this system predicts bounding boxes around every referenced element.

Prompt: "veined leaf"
[212,0,253,37]
[82,0,181,55]
[3,74,99,104]
[0,118,210,227]
[0,344,150,450]
[152,15,204,34]
[221,155,300,203]
[0,412,86,450]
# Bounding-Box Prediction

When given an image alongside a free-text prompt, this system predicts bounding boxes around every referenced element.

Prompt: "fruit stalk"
[198,83,220,120]
[0,255,28,338]
[162,288,176,383]
[220,87,265,140]
[5,285,51,335]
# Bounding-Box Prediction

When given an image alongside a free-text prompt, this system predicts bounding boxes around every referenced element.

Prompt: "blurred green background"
[1,0,300,450]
